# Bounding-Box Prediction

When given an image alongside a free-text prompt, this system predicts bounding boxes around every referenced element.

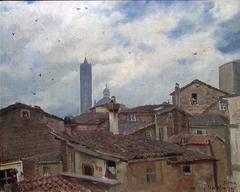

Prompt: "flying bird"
[33,92,36,95]
[192,52,197,55]
[52,78,54,81]
[76,8,81,10]
[12,33,15,36]
[39,73,41,77]
[85,7,88,10]
[35,19,38,22]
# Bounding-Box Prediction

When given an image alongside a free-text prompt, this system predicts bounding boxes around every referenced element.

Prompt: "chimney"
[175,83,180,107]
[106,96,120,135]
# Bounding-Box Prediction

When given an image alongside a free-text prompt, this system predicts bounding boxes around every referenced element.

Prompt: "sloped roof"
[121,103,172,113]
[169,79,229,95]
[0,125,61,162]
[144,140,216,164]
[18,174,91,192]
[50,129,215,163]
[22,151,61,164]
[189,114,229,126]
[167,134,224,145]
[0,102,63,121]
[51,129,180,161]
[118,120,154,135]
[156,106,192,117]
[74,113,109,125]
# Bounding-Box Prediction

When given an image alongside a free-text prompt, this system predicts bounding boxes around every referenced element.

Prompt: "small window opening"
[196,130,207,134]
[146,168,155,183]
[219,101,226,110]
[127,114,136,121]
[43,166,50,176]
[22,111,29,118]
[158,128,164,141]
[106,160,116,179]
[82,164,94,176]
[146,131,152,140]
[183,165,191,175]
[191,93,197,105]
[181,138,187,144]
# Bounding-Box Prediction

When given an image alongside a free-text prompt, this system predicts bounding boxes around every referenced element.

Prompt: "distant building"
[219,59,240,96]
[94,85,112,107]
[170,79,229,115]
[80,57,92,114]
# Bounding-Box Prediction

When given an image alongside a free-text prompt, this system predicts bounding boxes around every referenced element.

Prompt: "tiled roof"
[144,140,216,164]
[189,114,229,126]
[167,134,224,145]
[51,129,215,163]
[18,174,91,192]
[118,120,154,135]
[156,106,192,117]
[51,129,181,161]
[168,146,216,164]
[0,125,60,162]
[0,102,63,121]
[74,113,109,125]
[22,151,61,164]
[169,79,230,95]
[121,103,172,113]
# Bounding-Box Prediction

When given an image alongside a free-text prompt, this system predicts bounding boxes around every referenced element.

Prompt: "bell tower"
[80,57,92,114]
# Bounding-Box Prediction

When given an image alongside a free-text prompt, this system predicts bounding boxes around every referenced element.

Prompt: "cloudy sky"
[1,0,240,118]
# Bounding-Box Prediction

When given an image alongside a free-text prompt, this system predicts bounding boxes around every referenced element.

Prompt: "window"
[146,131,152,140]
[0,169,11,189]
[191,129,207,134]
[197,130,207,134]
[127,114,136,121]
[183,165,192,175]
[158,128,164,141]
[219,101,226,110]
[106,160,116,179]
[146,168,155,183]
[43,166,50,176]
[191,93,197,105]
[21,110,30,118]
[82,164,94,176]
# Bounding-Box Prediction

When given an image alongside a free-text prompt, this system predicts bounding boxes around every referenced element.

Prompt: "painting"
[0,0,240,191]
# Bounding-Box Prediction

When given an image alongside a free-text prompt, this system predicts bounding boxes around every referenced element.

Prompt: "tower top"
[80,57,91,67]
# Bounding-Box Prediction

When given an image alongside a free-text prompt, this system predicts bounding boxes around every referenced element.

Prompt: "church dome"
[95,85,111,106]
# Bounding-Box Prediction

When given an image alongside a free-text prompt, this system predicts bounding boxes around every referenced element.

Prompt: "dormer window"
[219,101,226,110]
[146,131,152,140]
[191,93,197,105]
[127,114,136,121]
[21,110,30,118]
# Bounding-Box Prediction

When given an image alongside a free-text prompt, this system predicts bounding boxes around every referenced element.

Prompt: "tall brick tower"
[80,57,92,114]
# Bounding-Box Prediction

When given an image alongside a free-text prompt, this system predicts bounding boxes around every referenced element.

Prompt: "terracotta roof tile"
[18,174,114,192]
[74,113,109,125]
[167,134,224,145]
[22,150,61,164]
[118,120,154,135]
[51,129,215,163]
[121,103,172,113]
[189,114,229,126]
[0,125,60,162]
